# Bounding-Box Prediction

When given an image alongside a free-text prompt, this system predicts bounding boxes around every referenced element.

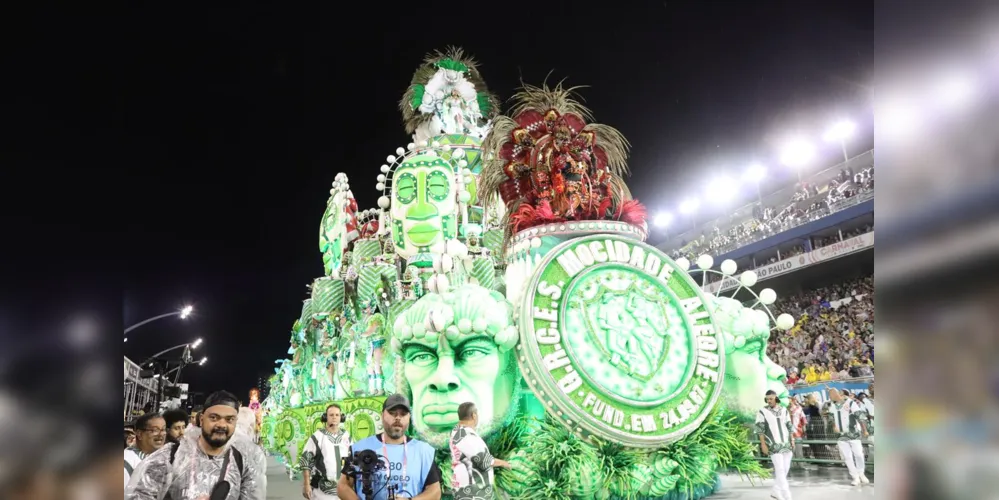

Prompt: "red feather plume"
[614,199,648,227]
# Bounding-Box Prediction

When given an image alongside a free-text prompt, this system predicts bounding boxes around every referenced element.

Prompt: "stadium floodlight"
[743,164,766,204]
[180,305,194,319]
[743,163,766,183]
[679,197,700,215]
[706,175,737,205]
[824,120,856,162]
[654,212,673,228]
[779,139,814,182]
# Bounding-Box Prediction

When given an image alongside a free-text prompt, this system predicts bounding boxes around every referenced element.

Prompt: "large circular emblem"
[517,234,724,447]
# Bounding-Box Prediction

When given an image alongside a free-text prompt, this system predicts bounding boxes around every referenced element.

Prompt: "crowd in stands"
[670,165,874,261]
[769,276,875,386]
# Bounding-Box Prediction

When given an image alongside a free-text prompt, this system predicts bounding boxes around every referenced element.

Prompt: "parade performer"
[756,390,795,500]
[300,404,353,500]
[829,388,871,486]
[361,298,387,395]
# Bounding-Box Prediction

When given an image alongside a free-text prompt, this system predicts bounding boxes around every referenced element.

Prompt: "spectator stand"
[660,149,874,263]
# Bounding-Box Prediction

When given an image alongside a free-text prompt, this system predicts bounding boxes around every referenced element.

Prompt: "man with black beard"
[126,391,265,499]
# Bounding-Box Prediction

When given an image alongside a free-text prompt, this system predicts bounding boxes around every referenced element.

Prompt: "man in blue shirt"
[338,394,441,500]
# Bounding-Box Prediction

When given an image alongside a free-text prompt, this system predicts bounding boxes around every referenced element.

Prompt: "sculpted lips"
[407,223,440,246]
[421,403,459,427]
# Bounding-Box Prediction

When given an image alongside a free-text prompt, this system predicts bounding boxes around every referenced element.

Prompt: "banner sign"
[788,378,873,407]
[704,231,874,293]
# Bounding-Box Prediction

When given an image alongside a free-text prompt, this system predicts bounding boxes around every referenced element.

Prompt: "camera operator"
[300,404,352,499]
[338,394,441,500]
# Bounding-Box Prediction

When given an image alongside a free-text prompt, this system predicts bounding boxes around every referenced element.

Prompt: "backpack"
[309,435,327,490]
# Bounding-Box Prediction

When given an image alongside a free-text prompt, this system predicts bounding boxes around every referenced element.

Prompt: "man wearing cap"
[125,390,266,500]
[338,394,441,500]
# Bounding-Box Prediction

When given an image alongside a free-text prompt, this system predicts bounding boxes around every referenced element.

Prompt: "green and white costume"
[831,400,869,483]
[754,405,794,500]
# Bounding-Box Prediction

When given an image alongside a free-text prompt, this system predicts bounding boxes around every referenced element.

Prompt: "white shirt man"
[755,391,794,500]
[300,404,352,499]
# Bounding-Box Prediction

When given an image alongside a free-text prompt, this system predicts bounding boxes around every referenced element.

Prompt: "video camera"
[344,449,391,498]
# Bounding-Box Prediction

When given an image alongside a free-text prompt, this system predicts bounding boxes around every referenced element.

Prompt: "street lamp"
[742,163,767,206]
[780,139,814,183]
[124,305,195,336]
[823,120,856,163]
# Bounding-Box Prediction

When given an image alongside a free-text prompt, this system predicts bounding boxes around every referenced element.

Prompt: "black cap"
[203,390,240,411]
[382,394,411,413]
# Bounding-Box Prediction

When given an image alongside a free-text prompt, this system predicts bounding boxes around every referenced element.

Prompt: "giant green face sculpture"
[390,154,458,258]
[319,196,345,276]
[710,296,789,415]
[391,285,519,446]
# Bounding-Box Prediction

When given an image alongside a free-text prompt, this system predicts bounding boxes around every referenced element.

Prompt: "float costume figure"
[361,297,388,395]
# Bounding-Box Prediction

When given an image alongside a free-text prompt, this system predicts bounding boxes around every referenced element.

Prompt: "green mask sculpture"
[710,296,790,415]
[390,153,458,258]
[390,284,519,446]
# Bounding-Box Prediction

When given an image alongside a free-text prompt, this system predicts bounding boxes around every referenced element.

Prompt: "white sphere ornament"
[442,143,451,150]
[696,254,714,270]
[457,318,472,334]
[739,271,758,288]
[430,241,447,254]
[407,142,415,151]
[458,159,468,168]
[396,147,405,156]
[329,188,336,195]
[412,322,427,339]
[377,174,386,182]
[759,288,777,305]
[418,140,428,147]
[446,239,467,258]
[440,253,454,273]
[676,257,691,272]
[432,255,444,273]
[376,182,385,191]
[387,155,396,163]
[776,314,796,331]
[462,176,472,185]
[426,275,439,294]
[432,140,441,148]
[452,148,465,158]
[458,191,471,203]
[720,259,738,276]
[377,196,390,209]
[380,164,390,174]
[435,274,450,293]
[530,237,542,249]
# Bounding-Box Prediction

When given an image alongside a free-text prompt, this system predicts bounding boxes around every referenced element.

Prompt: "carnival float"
[261,47,797,499]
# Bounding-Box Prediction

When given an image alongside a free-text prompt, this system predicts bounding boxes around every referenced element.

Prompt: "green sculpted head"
[390,153,458,258]
[391,284,519,446]
[709,296,789,415]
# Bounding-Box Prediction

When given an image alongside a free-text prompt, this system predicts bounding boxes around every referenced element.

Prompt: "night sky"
[10,2,874,402]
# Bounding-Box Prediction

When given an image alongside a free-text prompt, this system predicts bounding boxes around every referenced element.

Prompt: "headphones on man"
[320,404,347,424]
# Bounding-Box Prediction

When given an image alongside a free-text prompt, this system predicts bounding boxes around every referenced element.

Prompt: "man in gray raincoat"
[126,391,266,500]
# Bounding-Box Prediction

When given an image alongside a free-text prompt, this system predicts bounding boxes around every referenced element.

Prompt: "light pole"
[824,120,856,163]
[124,305,194,337]
[142,338,203,365]
[166,356,207,384]
[142,338,203,408]
[743,164,767,206]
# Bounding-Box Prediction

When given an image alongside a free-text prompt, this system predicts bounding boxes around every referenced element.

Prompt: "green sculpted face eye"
[396,173,417,204]
[427,170,450,201]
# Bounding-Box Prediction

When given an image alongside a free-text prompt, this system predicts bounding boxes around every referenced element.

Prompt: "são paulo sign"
[517,234,725,447]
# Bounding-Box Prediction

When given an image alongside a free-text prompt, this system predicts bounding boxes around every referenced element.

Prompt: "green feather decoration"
[435,58,468,73]
[477,92,491,116]
[410,84,426,110]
